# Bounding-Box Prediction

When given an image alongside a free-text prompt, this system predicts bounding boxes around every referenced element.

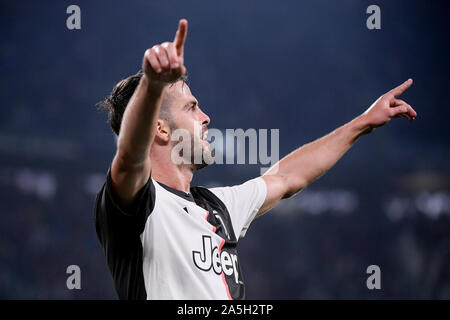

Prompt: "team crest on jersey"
[212,210,231,240]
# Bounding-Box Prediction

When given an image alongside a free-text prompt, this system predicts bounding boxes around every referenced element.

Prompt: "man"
[95,19,417,300]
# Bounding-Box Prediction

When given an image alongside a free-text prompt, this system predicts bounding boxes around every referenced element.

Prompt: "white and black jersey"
[94,169,267,300]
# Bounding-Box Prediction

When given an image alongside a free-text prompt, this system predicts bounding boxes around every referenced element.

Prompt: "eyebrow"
[183,100,198,109]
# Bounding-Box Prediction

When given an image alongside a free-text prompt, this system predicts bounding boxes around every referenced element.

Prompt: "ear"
[155,119,171,143]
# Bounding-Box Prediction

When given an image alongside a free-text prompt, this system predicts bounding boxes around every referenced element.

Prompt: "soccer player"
[95,19,417,299]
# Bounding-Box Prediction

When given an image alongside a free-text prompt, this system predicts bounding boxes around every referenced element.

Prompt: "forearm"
[258,79,416,215]
[265,114,371,196]
[116,75,165,167]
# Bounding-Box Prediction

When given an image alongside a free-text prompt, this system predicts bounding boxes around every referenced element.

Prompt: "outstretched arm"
[111,19,188,206]
[257,79,417,216]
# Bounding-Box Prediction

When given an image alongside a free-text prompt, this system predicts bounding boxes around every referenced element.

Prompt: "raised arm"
[111,19,188,206]
[258,79,417,216]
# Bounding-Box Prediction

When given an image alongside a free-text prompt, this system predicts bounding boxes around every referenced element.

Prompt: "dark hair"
[98,71,187,136]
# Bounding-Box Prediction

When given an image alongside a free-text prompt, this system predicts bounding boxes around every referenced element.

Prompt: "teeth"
[203,131,208,140]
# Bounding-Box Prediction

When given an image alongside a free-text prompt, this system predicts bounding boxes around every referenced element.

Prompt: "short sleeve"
[209,177,267,239]
[93,168,153,300]
[94,168,155,242]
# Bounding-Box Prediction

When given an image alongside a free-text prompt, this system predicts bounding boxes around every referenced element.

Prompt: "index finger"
[173,19,188,56]
[389,78,413,98]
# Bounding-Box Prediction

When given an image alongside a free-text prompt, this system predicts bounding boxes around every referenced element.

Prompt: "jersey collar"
[156,181,195,202]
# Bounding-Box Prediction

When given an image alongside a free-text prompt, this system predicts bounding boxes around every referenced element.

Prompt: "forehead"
[165,81,194,105]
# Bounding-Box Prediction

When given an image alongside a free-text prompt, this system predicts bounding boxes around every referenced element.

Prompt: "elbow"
[116,133,152,167]
[283,176,308,199]
[114,147,148,172]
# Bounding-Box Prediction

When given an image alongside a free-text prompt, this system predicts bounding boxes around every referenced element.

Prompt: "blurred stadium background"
[0,0,449,299]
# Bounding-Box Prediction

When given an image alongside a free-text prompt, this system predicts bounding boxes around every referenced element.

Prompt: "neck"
[150,147,194,194]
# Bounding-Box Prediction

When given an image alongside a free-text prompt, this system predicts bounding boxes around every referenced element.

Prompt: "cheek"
[170,112,186,130]
[170,116,196,136]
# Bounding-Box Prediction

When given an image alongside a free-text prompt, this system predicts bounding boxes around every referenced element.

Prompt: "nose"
[200,108,210,127]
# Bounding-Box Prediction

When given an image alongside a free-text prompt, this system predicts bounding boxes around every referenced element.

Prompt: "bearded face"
[170,122,213,170]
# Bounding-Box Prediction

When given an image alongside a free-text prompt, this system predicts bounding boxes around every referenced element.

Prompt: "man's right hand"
[142,19,188,85]
[111,19,188,208]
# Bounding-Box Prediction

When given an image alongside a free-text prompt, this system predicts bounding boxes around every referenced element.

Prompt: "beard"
[171,130,214,171]
[190,134,214,171]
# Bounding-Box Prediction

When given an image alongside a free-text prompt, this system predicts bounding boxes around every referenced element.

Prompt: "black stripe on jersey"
[190,187,246,300]
[94,168,155,300]
[190,186,237,242]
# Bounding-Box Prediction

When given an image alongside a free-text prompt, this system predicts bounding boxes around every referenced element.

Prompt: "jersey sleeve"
[94,168,153,300]
[209,177,267,239]
[95,168,155,242]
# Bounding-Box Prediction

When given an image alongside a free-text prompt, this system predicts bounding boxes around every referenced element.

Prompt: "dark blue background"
[0,0,449,299]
